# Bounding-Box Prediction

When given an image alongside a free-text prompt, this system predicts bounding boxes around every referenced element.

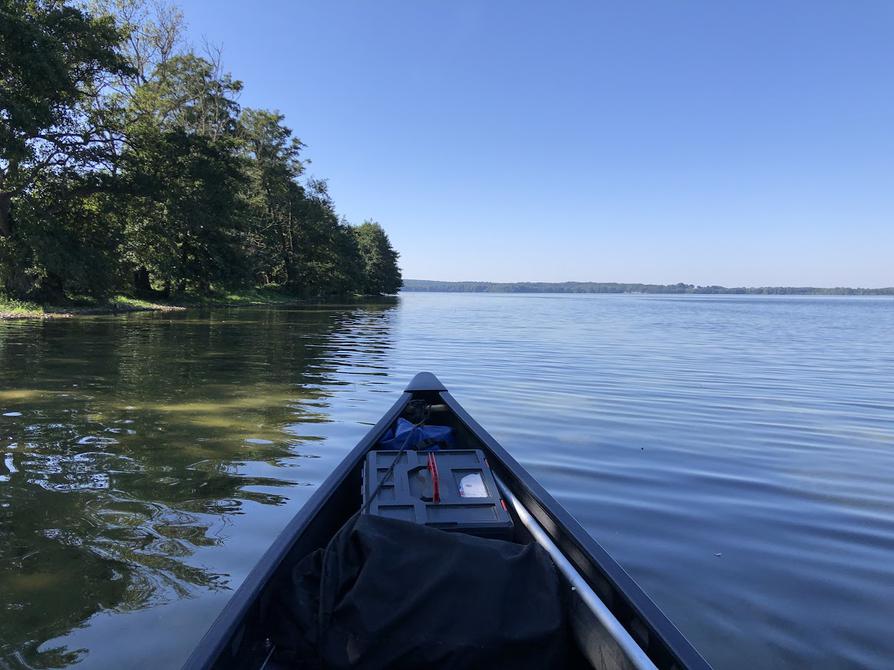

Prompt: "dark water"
[1,294,893,669]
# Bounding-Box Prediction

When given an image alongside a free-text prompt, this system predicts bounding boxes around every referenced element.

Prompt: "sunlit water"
[1,293,893,669]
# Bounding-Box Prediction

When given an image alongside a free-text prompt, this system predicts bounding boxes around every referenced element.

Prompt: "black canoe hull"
[184,372,709,670]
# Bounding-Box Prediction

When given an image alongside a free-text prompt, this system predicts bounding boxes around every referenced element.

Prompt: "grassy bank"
[0,286,390,320]
[0,295,187,319]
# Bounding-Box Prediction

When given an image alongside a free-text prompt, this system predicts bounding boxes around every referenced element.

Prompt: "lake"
[1,293,893,669]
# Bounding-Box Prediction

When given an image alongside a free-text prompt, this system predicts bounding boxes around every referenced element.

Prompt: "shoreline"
[0,298,188,320]
[0,290,397,320]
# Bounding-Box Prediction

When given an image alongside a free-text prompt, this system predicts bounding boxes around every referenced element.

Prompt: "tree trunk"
[133,267,152,295]
[0,192,11,237]
[283,251,295,285]
[282,230,296,286]
[37,273,65,304]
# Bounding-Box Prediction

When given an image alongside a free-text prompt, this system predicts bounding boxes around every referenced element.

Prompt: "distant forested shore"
[403,280,894,296]
[0,0,401,307]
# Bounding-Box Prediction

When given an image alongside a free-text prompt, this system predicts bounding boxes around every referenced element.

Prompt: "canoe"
[184,372,710,670]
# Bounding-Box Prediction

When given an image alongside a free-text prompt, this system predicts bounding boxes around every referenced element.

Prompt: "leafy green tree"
[0,0,129,298]
[117,50,247,294]
[89,0,184,91]
[289,179,361,297]
[120,126,247,294]
[127,52,241,138]
[353,220,402,295]
[0,173,125,300]
[238,108,305,285]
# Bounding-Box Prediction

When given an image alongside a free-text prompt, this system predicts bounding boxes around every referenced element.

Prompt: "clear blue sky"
[176,0,893,287]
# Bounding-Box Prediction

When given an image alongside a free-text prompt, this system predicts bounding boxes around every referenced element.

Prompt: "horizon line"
[403,279,894,292]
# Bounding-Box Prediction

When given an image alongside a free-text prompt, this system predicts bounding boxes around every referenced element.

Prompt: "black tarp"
[269,514,568,669]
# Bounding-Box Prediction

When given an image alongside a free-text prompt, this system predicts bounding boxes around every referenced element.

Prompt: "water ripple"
[0,295,892,669]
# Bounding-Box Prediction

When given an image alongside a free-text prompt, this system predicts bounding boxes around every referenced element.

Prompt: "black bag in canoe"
[269,513,568,669]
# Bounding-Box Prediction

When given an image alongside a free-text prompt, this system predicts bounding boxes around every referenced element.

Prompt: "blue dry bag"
[378,418,455,451]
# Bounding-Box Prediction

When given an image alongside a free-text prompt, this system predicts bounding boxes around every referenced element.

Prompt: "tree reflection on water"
[0,303,396,667]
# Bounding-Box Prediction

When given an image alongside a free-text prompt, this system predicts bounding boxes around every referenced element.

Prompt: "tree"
[0,0,128,233]
[238,108,305,285]
[89,0,185,92]
[0,0,130,298]
[0,172,125,300]
[128,51,241,138]
[289,179,362,297]
[120,126,247,294]
[117,50,247,294]
[353,220,402,295]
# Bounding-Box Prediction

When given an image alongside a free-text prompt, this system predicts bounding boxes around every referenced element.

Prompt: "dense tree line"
[403,280,894,295]
[0,0,401,302]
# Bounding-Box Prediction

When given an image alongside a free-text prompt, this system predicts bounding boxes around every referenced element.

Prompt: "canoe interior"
[185,379,709,670]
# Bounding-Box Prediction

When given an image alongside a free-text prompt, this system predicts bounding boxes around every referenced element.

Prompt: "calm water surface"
[1,293,893,669]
